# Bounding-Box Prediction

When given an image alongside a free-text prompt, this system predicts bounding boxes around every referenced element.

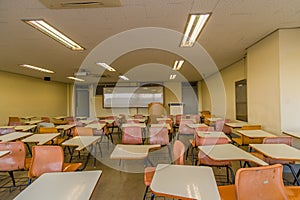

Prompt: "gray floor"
[0,130,297,200]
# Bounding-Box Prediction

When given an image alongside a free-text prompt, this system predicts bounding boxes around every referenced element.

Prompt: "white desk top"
[127,118,146,123]
[186,123,208,129]
[62,136,101,151]
[110,144,160,160]
[76,116,87,120]
[21,116,36,120]
[150,164,220,200]
[0,150,10,157]
[24,120,43,125]
[102,119,115,124]
[79,119,96,125]
[237,129,277,138]
[156,118,171,121]
[14,125,37,132]
[249,144,300,161]
[14,170,102,200]
[55,124,76,130]
[206,117,223,122]
[0,132,33,142]
[225,122,248,128]
[122,123,146,128]
[0,126,14,129]
[22,133,60,145]
[53,116,67,120]
[181,118,196,123]
[199,144,268,166]
[150,123,171,130]
[85,123,106,130]
[196,131,231,141]
[282,131,300,139]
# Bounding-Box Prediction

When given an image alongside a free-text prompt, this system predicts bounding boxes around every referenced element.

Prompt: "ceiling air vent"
[39,0,121,9]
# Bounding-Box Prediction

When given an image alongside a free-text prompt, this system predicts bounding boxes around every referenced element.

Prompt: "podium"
[168,102,184,115]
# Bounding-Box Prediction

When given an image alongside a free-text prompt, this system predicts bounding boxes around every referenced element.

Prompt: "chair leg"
[8,171,16,187]
[150,193,155,200]
[167,144,172,162]
[143,186,149,200]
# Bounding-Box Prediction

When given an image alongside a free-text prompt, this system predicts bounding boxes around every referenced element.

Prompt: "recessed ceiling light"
[20,64,54,74]
[170,74,176,80]
[119,75,129,80]
[96,62,116,71]
[67,76,85,82]
[22,19,84,51]
[180,13,211,47]
[173,60,184,71]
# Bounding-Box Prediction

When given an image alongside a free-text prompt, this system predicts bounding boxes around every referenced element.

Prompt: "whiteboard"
[103,86,164,108]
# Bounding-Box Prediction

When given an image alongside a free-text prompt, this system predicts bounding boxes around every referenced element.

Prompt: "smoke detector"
[39,0,121,9]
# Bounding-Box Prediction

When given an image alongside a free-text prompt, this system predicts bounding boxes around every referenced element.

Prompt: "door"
[75,86,89,117]
[182,82,198,114]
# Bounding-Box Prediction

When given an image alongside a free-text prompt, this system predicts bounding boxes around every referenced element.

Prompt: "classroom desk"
[282,131,300,139]
[186,123,208,129]
[22,133,60,145]
[0,132,33,142]
[62,136,101,170]
[225,122,248,128]
[79,119,96,125]
[196,131,231,142]
[14,170,102,200]
[14,125,37,132]
[110,144,160,166]
[150,123,171,130]
[101,119,115,124]
[0,126,14,129]
[24,120,43,125]
[0,150,10,157]
[127,118,147,123]
[150,164,220,200]
[85,123,106,130]
[122,123,147,128]
[199,144,268,166]
[21,116,36,121]
[56,124,76,137]
[156,118,171,121]
[249,143,300,185]
[53,116,67,120]
[235,129,277,145]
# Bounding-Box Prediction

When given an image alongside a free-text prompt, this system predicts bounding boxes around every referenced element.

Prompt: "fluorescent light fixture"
[119,75,129,80]
[67,76,85,82]
[170,74,176,80]
[180,13,211,47]
[173,60,184,71]
[22,19,84,51]
[20,64,54,74]
[96,62,116,71]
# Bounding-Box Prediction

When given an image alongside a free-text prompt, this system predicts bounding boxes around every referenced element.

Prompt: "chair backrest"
[41,117,50,123]
[158,119,174,133]
[0,128,15,135]
[178,119,194,134]
[73,127,94,136]
[126,119,140,124]
[122,126,143,144]
[197,136,229,147]
[134,114,144,119]
[65,116,76,122]
[0,141,26,171]
[8,117,20,123]
[235,164,288,200]
[175,114,186,125]
[263,136,292,146]
[189,114,200,124]
[8,121,23,126]
[173,140,185,165]
[28,146,64,179]
[215,119,230,131]
[148,127,169,145]
[241,125,261,130]
[38,122,55,129]
[39,127,58,134]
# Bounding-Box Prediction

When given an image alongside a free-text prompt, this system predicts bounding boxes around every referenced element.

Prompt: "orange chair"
[177,119,194,140]
[188,126,215,164]
[218,164,300,200]
[8,117,22,126]
[232,124,262,146]
[38,127,65,145]
[148,127,172,160]
[41,117,50,123]
[143,140,185,200]
[0,141,31,187]
[197,137,234,183]
[122,126,143,144]
[28,145,82,184]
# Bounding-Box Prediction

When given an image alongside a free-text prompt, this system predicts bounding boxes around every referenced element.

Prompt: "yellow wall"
[201,59,245,120]
[0,71,68,125]
[247,31,281,134]
[279,29,300,131]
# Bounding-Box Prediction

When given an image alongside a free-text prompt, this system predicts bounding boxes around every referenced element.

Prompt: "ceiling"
[1,0,300,84]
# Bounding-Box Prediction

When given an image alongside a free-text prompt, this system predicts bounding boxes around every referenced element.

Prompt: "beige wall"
[279,29,300,131]
[247,31,281,134]
[201,59,245,120]
[0,71,68,125]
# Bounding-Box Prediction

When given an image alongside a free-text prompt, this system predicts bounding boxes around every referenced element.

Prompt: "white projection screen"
[103,86,164,108]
